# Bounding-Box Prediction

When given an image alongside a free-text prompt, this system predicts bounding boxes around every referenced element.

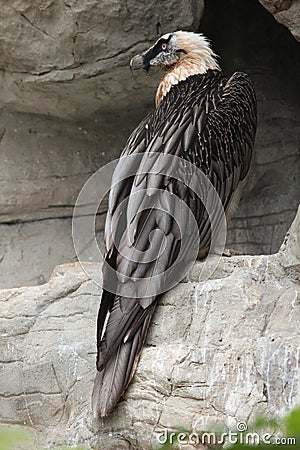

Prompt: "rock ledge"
[0,209,299,449]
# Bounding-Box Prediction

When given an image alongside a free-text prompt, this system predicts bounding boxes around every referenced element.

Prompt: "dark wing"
[92,70,257,417]
[195,71,257,248]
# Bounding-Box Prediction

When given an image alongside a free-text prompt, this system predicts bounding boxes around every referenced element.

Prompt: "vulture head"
[130,31,219,74]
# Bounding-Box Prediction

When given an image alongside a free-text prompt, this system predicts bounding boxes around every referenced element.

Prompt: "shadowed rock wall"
[259,0,300,42]
[200,0,300,255]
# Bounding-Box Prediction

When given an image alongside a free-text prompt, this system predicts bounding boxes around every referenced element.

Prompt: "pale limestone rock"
[0,209,299,449]
[278,205,300,278]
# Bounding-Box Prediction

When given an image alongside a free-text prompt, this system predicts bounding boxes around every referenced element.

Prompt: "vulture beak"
[130,54,144,70]
[130,53,151,73]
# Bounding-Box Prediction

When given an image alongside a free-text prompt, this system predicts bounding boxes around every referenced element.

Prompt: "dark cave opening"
[201,0,300,254]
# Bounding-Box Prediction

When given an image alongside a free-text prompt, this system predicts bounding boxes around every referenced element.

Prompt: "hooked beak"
[129,53,150,73]
[130,54,144,70]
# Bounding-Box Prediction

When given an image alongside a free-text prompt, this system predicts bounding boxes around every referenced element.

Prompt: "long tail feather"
[92,303,156,417]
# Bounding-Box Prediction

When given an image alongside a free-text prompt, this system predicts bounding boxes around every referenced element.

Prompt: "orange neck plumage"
[156,50,220,107]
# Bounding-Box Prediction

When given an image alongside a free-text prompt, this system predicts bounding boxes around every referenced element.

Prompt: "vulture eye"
[161,43,168,51]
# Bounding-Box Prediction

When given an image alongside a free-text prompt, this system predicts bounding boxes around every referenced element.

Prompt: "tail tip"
[92,371,112,419]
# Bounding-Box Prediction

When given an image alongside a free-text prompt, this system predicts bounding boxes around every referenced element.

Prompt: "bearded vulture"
[92,31,257,417]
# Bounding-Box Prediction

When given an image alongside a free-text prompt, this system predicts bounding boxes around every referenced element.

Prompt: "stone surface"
[0,218,75,288]
[0,109,138,223]
[0,0,204,288]
[0,0,299,291]
[0,218,105,289]
[0,108,137,288]
[0,209,299,449]
[0,0,204,119]
[259,0,300,41]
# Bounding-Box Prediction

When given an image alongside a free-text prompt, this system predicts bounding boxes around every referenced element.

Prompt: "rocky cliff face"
[0,0,203,119]
[0,0,203,288]
[0,2,299,448]
[0,209,299,449]
[0,0,299,288]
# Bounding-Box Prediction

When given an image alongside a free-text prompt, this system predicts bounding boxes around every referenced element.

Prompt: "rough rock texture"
[0,109,119,288]
[0,0,203,119]
[0,209,299,449]
[0,0,204,289]
[0,0,299,288]
[0,110,110,222]
[259,0,300,41]
[0,3,299,448]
